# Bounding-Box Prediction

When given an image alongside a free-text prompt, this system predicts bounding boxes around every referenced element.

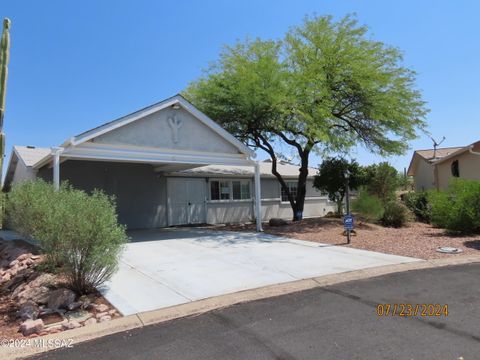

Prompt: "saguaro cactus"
[0,18,11,182]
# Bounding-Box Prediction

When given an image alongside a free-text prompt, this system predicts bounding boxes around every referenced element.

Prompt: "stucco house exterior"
[4,95,335,230]
[407,140,480,191]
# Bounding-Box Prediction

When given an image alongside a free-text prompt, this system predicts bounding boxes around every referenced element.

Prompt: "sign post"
[343,214,354,244]
[344,169,353,244]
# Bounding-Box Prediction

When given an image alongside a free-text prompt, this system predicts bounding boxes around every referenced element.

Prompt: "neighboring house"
[407,140,480,191]
[4,95,334,229]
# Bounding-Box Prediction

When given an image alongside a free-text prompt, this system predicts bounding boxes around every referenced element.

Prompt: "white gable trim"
[32,142,254,169]
[62,95,254,157]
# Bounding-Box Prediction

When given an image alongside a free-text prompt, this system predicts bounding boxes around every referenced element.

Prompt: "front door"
[167,178,206,226]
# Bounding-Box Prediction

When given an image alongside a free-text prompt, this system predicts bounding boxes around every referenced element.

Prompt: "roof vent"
[26,145,36,149]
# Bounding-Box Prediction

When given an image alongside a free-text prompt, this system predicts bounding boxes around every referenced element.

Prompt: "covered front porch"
[36,151,263,231]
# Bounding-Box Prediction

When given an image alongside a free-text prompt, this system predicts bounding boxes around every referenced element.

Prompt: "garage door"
[167,178,206,226]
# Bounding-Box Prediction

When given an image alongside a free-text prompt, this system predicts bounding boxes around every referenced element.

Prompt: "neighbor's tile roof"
[14,146,51,166]
[415,147,464,161]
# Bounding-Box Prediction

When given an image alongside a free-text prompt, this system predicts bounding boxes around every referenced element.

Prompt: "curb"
[2,254,480,359]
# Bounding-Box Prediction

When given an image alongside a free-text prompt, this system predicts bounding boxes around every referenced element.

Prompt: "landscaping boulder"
[78,295,91,309]
[17,253,32,262]
[46,288,76,310]
[65,309,92,323]
[9,259,19,267]
[67,301,82,311]
[47,325,63,334]
[62,321,81,330]
[269,218,288,227]
[28,273,56,288]
[17,301,40,321]
[92,303,109,313]
[83,318,97,326]
[23,286,51,305]
[0,271,11,284]
[20,319,44,336]
[95,311,109,319]
[2,269,33,292]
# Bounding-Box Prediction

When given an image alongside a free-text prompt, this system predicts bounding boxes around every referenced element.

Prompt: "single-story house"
[407,140,480,191]
[4,95,335,230]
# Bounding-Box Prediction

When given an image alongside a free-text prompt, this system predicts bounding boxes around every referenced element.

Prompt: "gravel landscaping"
[0,239,120,339]
[218,217,480,260]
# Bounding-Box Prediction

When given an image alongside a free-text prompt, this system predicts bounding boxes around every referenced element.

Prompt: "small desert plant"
[402,191,431,223]
[351,189,384,222]
[429,179,480,234]
[7,180,127,294]
[381,201,410,228]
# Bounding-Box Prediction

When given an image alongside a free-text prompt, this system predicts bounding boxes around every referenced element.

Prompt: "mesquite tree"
[185,15,428,221]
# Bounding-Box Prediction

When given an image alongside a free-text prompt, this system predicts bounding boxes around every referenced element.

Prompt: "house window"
[451,160,460,177]
[281,181,297,202]
[232,180,251,200]
[210,180,231,200]
[210,180,251,201]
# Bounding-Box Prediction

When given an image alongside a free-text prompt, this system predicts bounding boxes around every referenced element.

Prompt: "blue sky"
[1,0,479,173]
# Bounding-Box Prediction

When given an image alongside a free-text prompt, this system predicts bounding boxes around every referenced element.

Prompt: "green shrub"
[402,191,431,223]
[0,191,5,229]
[6,180,55,244]
[7,180,127,294]
[429,179,480,234]
[363,162,400,204]
[351,189,384,222]
[381,201,410,228]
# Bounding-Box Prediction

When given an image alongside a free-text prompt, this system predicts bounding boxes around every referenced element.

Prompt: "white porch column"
[51,147,63,191]
[254,161,263,232]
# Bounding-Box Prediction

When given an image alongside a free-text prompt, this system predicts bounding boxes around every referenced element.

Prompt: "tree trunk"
[255,133,314,223]
[292,152,309,221]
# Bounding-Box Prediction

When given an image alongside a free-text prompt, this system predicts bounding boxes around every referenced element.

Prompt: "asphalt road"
[33,263,480,360]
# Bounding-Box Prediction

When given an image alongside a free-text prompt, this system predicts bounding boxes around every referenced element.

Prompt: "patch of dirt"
[216,217,480,260]
[0,294,22,339]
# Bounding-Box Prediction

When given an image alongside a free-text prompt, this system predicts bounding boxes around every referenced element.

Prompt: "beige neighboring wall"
[413,158,435,191]
[436,149,480,190]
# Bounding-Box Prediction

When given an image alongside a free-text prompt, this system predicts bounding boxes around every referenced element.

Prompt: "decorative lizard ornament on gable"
[167,114,183,144]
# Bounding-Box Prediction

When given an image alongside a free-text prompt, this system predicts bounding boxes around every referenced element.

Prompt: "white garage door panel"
[167,178,206,226]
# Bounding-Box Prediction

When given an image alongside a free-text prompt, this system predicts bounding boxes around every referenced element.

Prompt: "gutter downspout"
[51,147,64,191]
[254,161,263,232]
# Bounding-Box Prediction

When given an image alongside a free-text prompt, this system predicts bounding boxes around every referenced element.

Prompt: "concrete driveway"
[102,228,420,315]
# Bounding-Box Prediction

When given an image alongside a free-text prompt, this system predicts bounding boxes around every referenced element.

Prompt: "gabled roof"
[60,94,254,157]
[3,146,51,189]
[407,142,479,176]
[12,146,51,166]
[431,140,480,165]
[414,147,463,161]
[407,146,463,176]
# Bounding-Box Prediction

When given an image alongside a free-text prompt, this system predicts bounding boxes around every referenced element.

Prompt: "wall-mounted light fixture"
[172,103,181,110]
